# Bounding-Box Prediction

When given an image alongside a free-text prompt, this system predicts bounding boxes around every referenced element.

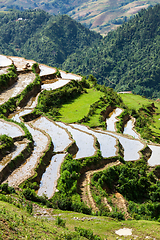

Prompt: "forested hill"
[0,9,101,67]
[63,4,160,99]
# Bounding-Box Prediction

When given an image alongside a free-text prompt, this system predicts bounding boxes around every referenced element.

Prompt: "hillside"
[62,4,160,99]
[0,9,101,67]
[1,0,160,34]
[1,55,160,238]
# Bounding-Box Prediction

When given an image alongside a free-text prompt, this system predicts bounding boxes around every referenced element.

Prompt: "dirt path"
[113,192,130,219]
[80,160,121,212]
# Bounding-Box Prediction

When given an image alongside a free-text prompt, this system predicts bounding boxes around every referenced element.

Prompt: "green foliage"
[0,183,15,194]
[62,4,160,99]
[0,64,17,92]
[91,159,160,220]
[0,10,101,67]
[0,134,14,155]
[36,80,84,119]
[74,227,102,240]
[56,216,66,228]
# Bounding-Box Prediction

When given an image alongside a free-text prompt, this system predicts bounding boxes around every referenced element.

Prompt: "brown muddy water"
[56,122,96,159]
[70,123,117,158]
[106,108,123,132]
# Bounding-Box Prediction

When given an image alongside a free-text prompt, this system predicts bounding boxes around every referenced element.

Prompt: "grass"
[1,199,160,240]
[120,93,160,135]
[58,88,104,123]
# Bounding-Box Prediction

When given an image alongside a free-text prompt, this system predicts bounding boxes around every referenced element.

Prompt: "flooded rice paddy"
[106,108,123,132]
[0,119,24,138]
[32,117,72,152]
[39,64,56,76]
[59,70,82,80]
[42,79,70,90]
[37,153,66,198]
[70,123,117,158]
[0,55,12,67]
[56,122,96,159]
[100,130,144,161]
[4,123,49,187]
[148,145,160,166]
[123,119,139,139]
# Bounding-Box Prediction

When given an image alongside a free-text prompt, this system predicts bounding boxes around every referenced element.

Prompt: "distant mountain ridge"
[0,10,101,67]
[1,0,160,34]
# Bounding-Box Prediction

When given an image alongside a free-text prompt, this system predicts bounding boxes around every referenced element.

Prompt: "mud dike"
[0,54,160,215]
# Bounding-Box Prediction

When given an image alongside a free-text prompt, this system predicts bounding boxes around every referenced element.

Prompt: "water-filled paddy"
[37,153,66,198]
[59,70,82,80]
[123,119,139,139]
[32,117,72,152]
[106,108,123,132]
[100,130,144,161]
[39,64,56,76]
[0,55,12,67]
[5,123,49,187]
[41,79,70,90]
[70,124,117,158]
[148,145,160,166]
[0,119,24,138]
[56,122,96,159]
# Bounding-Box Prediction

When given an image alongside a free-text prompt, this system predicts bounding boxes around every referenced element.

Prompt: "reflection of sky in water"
[60,71,81,80]
[100,130,144,161]
[5,123,48,187]
[123,119,139,139]
[42,79,70,90]
[71,124,117,158]
[148,145,160,166]
[56,122,96,159]
[106,108,123,132]
[0,120,24,137]
[0,55,12,67]
[37,153,66,198]
[33,117,72,152]
[39,64,56,76]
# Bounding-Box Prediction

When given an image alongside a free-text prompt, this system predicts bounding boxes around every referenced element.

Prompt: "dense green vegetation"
[0,64,17,92]
[91,159,160,220]
[118,93,160,143]
[62,4,160,99]
[35,76,122,128]
[0,134,14,157]
[0,9,101,67]
[1,6,160,98]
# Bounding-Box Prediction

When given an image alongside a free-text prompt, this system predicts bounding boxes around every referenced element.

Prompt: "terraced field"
[0,54,160,223]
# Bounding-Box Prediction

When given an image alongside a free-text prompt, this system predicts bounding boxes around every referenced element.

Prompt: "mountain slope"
[0,10,101,67]
[1,0,160,34]
[62,4,160,98]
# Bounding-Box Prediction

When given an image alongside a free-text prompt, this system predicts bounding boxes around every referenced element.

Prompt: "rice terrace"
[0,54,160,239]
